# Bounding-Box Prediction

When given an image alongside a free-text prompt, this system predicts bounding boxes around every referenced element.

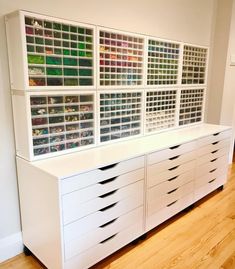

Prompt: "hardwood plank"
[1,162,235,269]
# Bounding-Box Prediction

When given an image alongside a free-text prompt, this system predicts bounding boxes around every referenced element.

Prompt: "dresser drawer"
[62,180,144,225]
[63,192,144,239]
[147,141,196,165]
[196,155,229,178]
[195,165,228,188]
[147,160,195,188]
[65,221,143,269]
[197,138,230,158]
[194,174,227,202]
[148,150,196,174]
[64,206,143,260]
[197,146,229,166]
[197,130,231,147]
[61,156,145,194]
[146,192,194,232]
[62,168,144,206]
[147,181,194,216]
[147,169,194,199]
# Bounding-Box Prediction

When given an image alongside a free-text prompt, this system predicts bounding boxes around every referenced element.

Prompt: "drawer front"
[197,147,229,166]
[65,221,143,269]
[62,168,144,206]
[147,181,194,216]
[197,130,231,148]
[195,165,228,188]
[61,156,145,194]
[148,150,196,174]
[147,141,196,165]
[194,174,227,202]
[196,155,229,178]
[197,138,230,158]
[63,193,144,239]
[62,180,144,225]
[64,206,143,260]
[147,160,195,188]
[146,192,194,232]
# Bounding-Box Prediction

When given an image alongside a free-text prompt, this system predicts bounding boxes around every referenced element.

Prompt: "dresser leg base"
[184,204,195,212]
[218,185,224,191]
[23,245,32,256]
[131,233,147,245]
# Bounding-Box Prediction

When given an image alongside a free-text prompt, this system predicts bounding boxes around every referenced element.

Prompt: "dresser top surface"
[22,124,231,178]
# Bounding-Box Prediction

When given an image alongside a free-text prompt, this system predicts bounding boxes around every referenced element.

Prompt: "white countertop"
[27,124,231,179]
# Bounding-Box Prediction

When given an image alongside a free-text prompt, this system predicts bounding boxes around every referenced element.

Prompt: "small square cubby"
[25,15,94,88]
[99,91,143,143]
[147,39,180,86]
[179,88,205,126]
[145,89,177,133]
[182,45,207,85]
[30,92,95,156]
[99,29,144,87]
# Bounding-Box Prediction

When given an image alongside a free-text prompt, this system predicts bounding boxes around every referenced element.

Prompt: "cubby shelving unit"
[181,44,207,85]
[6,10,96,90]
[98,28,145,88]
[147,38,181,86]
[145,89,178,134]
[179,88,205,126]
[98,91,143,143]
[6,10,209,161]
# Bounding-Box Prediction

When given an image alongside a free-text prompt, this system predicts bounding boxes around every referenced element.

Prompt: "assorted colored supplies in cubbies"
[30,93,95,156]
[99,92,142,142]
[182,45,207,85]
[179,88,205,125]
[147,39,180,86]
[145,89,177,133]
[25,16,94,87]
[99,29,144,87]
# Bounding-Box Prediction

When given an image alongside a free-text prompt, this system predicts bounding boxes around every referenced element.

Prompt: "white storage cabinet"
[16,124,232,269]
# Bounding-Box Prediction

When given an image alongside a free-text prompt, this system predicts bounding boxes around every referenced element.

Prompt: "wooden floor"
[1,160,235,269]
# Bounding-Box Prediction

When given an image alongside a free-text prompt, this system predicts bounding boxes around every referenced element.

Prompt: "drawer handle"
[211,150,218,154]
[167,200,177,207]
[213,132,220,136]
[169,145,180,150]
[99,218,118,228]
[99,189,117,198]
[99,234,117,244]
[209,178,216,183]
[168,175,178,181]
[169,155,180,161]
[168,165,179,171]
[99,177,117,185]
[167,188,178,194]
[212,141,219,145]
[209,168,217,173]
[99,163,118,171]
[99,202,117,212]
[210,158,217,163]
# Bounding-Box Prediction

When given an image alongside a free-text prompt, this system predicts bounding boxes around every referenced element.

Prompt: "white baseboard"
[0,232,23,263]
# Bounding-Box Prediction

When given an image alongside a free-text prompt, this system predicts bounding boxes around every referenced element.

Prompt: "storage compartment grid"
[25,15,94,87]
[99,29,144,87]
[99,91,142,143]
[147,39,180,86]
[179,88,205,126]
[30,93,95,156]
[145,89,177,133]
[182,45,207,85]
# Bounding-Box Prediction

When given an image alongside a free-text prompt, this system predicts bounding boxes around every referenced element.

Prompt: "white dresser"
[16,123,232,269]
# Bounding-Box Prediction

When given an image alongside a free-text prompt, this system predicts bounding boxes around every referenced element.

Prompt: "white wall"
[0,0,216,261]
